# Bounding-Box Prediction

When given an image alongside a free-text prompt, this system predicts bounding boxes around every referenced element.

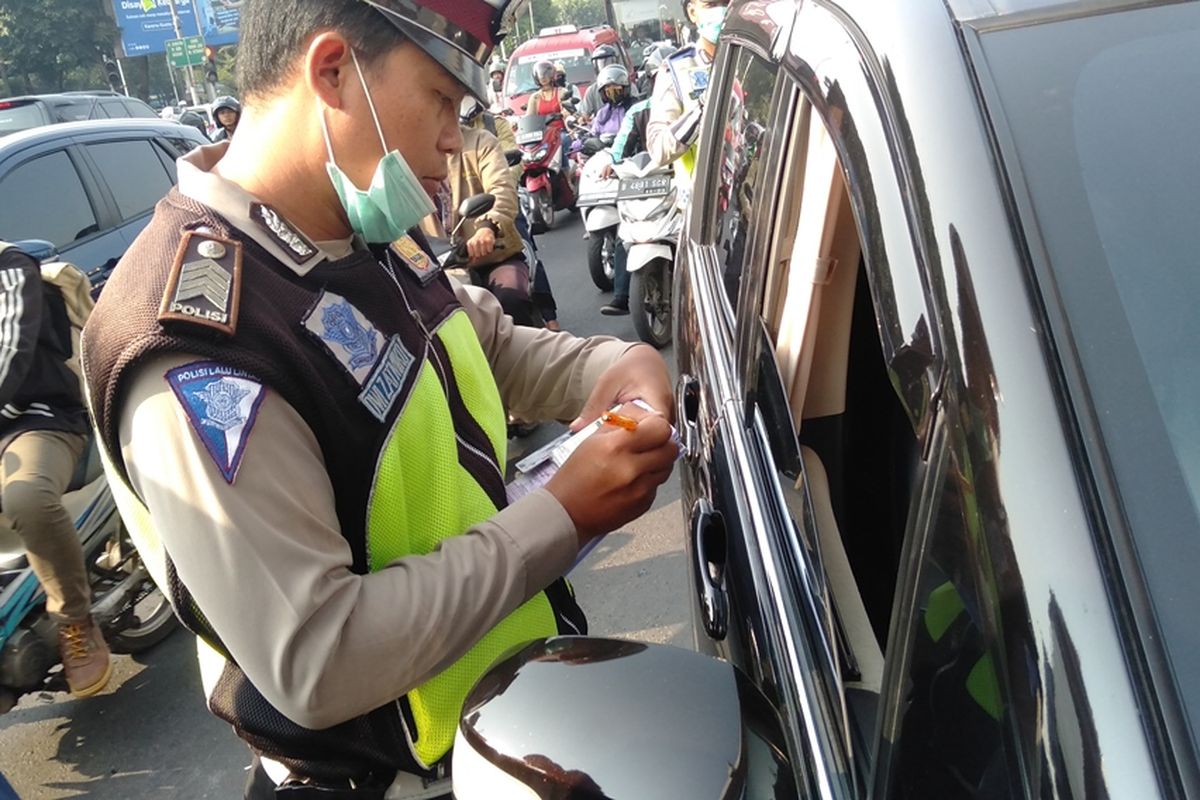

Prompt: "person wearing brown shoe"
[0,242,110,698]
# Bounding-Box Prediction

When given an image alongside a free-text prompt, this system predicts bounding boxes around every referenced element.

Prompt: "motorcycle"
[574,135,620,291]
[0,441,178,713]
[515,112,578,234]
[614,153,681,349]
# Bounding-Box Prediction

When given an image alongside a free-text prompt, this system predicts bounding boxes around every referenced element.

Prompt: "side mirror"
[453,636,796,798]
[504,149,523,167]
[12,239,59,263]
[600,133,616,147]
[581,137,605,156]
[520,102,528,112]
[458,193,496,220]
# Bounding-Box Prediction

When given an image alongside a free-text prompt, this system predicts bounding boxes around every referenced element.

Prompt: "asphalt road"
[0,211,692,799]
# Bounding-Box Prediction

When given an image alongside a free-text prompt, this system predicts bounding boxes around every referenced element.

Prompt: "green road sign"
[166,36,206,68]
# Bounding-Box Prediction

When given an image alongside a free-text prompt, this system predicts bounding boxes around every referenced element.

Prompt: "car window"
[162,136,199,158]
[123,98,158,119]
[0,100,46,134]
[53,99,94,123]
[709,47,778,309]
[0,150,99,247]
[99,99,128,119]
[85,139,174,220]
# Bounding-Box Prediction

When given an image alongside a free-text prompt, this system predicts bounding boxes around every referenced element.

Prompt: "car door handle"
[690,499,728,641]
[676,373,700,459]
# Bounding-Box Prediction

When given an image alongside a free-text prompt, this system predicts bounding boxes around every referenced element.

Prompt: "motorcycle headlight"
[524,146,549,163]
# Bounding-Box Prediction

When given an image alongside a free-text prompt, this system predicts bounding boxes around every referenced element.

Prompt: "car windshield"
[981,0,1200,736]
[507,49,595,95]
[0,101,44,134]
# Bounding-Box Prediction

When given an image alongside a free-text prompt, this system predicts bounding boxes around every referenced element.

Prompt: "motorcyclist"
[589,65,634,139]
[460,98,562,332]
[647,0,730,204]
[210,95,241,142]
[487,59,507,113]
[579,44,620,121]
[526,59,575,170]
[0,242,108,698]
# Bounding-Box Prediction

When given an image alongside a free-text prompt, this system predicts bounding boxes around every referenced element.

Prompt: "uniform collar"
[177,143,356,276]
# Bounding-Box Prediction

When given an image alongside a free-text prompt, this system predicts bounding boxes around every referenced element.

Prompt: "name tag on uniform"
[394,236,439,285]
[358,336,416,422]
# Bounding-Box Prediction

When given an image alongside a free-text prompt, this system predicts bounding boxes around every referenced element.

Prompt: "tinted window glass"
[100,99,128,119]
[712,49,777,307]
[163,136,199,158]
[86,139,173,220]
[53,99,94,122]
[0,151,98,246]
[0,101,46,133]
[123,98,158,118]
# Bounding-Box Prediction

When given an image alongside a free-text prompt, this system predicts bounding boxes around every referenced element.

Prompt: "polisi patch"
[359,336,416,422]
[166,362,267,484]
[394,236,439,285]
[302,291,385,386]
[160,232,242,335]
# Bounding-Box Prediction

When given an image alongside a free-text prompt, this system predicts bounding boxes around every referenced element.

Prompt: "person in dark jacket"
[211,95,241,142]
[0,242,109,698]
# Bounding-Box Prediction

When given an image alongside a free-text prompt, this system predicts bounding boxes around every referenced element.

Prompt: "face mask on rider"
[696,5,727,44]
[319,50,435,244]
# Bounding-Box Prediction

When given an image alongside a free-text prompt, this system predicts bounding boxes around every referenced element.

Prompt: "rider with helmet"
[579,44,621,121]
[487,59,507,113]
[210,95,241,142]
[589,65,633,139]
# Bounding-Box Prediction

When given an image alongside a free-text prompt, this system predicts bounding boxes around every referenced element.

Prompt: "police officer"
[646,0,730,204]
[80,1,677,798]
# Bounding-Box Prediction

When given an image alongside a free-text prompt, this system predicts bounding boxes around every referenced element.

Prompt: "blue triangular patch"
[165,362,267,484]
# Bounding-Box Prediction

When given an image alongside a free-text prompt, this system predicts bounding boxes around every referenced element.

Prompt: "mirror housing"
[458,193,496,220]
[453,636,796,798]
[12,239,58,263]
[504,149,523,167]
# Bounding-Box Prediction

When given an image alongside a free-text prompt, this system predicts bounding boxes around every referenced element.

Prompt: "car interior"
[751,95,923,750]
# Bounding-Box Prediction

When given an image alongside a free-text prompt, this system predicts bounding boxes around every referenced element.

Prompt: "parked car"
[0,119,208,289]
[453,0,1200,797]
[504,24,635,115]
[0,93,158,136]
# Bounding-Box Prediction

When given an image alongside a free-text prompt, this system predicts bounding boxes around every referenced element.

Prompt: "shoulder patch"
[392,236,440,285]
[302,291,386,385]
[249,202,319,265]
[166,362,267,484]
[159,231,242,336]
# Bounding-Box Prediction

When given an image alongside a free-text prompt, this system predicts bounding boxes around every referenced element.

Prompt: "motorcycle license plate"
[618,175,672,200]
[517,130,544,145]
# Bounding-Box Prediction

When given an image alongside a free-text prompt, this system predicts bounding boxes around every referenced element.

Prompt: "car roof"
[0,118,205,151]
[512,25,618,54]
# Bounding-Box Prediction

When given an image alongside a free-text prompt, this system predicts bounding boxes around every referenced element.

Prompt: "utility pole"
[529,0,536,36]
[190,0,217,102]
[165,0,200,105]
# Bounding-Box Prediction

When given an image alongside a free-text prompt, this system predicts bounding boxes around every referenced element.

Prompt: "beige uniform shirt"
[645,49,713,168]
[120,143,632,730]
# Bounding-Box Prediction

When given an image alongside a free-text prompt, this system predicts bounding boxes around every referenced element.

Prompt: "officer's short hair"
[238,0,406,101]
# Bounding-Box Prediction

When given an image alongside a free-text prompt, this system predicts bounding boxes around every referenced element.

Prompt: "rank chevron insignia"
[176,258,232,311]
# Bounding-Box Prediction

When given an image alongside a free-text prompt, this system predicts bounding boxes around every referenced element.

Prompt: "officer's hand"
[466,228,497,261]
[570,343,673,431]
[547,403,678,545]
[600,163,615,179]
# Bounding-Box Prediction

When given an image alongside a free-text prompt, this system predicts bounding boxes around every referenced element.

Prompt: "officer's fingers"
[625,415,672,452]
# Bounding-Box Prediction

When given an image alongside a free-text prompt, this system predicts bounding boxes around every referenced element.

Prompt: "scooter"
[515,112,577,234]
[0,442,178,713]
[574,135,620,291]
[614,153,681,349]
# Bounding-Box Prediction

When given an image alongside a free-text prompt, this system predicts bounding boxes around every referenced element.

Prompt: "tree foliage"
[0,0,118,95]
[505,0,610,48]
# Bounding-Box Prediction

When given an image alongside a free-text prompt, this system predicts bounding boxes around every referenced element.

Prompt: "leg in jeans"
[482,260,535,328]
[516,213,559,327]
[602,234,631,315]
[2,429,110,695]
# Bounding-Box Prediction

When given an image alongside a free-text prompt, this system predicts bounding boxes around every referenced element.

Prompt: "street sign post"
[166,36,206,68]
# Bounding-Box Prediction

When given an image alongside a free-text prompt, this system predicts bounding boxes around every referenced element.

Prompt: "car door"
[0,141,115,273]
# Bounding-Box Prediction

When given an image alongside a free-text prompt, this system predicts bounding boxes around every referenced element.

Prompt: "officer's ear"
[305,31,356,111]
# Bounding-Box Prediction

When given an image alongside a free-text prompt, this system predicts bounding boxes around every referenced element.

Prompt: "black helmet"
[533,60,555,86]
[213,95,241,116]
[590,44,618,69]
[360,0,529,101]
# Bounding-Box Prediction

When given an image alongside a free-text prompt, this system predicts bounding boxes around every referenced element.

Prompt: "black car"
[452,0,1200,797]
[0,119,207,288]
[0,93,159,137]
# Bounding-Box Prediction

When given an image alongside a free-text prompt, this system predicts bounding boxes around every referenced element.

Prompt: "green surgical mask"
[697,6,727,44]
[320,51,435,243]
